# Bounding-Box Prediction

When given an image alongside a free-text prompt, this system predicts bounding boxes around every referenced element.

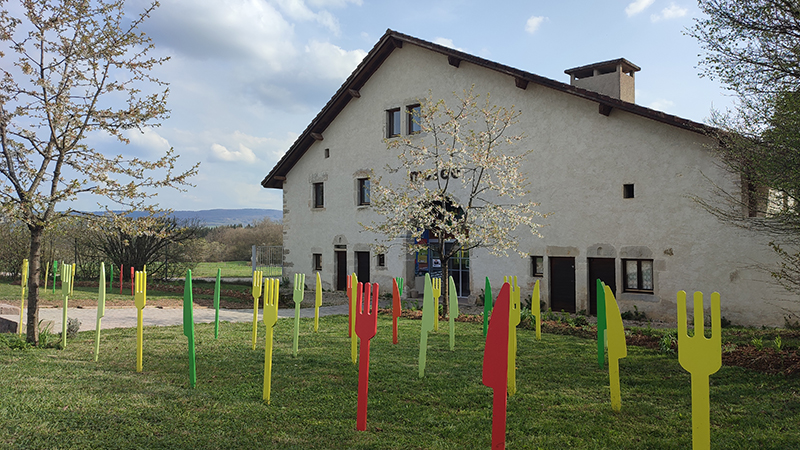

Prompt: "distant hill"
[118,209,282,227]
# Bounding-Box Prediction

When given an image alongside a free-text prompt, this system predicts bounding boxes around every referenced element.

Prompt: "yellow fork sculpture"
[18,259,28,335]
[60,263,73,349]
[505,276,520,396]
[251,270,263,350]
[262,278,280,404]
[432,277,441,331]
[678,291,721,450]
[134,270,147,372]
[605,283,627,412]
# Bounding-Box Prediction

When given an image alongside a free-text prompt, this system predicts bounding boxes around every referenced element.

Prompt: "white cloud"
[651,3,688,22]
[625,0,655,17]
[301,40,367,80]
[525,16,546,34]
[273,0,341,34]
[307,0,362,7]
[433,37,464,51]
[126,127,171,153]
[210,143,258,163]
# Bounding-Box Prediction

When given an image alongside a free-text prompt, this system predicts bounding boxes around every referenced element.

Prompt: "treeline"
[0,216,282,281]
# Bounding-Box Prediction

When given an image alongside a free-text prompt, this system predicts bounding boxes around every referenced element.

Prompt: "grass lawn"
[192,261,282,278]
[1,315,799,449]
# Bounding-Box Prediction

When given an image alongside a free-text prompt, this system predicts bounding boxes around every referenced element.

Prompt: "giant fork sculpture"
[418,273,435,378]
[213,268,221,339]
[60,263,73,349]
[134,269,147,372]
[355,281,380,431]
[432,277,441,331]
[483,277,492,337]
[392,277,401,344]
[18,259,28,336]
[596,279,607,369]
[678,291,721,450]
[94,263,106,361]
[263,278,280,404]
[314,272,322,332]
[184,270,197,388]
[505,276,520,396]
[350,273,358,364]
[292,273,305,357]
[448,276,459,351]
[251,270,263,350]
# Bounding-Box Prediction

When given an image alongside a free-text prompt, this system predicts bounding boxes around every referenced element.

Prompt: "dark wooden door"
[550,257,576,313]
[355,251,370,283]
[335,251,347,291]
[588,258,616,315]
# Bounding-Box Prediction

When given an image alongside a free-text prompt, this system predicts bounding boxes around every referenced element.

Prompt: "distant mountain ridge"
[118,209,282,227]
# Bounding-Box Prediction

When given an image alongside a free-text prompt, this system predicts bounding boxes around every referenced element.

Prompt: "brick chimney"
[564,58,640,103]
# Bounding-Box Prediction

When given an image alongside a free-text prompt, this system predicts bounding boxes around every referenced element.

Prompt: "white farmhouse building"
[262,30,798,326]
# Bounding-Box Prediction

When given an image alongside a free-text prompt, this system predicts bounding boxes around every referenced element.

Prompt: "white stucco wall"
[277,43,798,326]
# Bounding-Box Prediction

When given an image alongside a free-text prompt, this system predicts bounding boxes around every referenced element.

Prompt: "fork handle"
[691,374,712,450]
[418,332,428,378]
[393,315,399,345]
[293,304,300,357]
[263,326,274,403]
[356,338,371,431]
[136,308,143,372]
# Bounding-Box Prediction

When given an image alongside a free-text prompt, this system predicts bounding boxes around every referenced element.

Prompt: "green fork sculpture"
[263,278,280,404]
[597,279,607,369]
[483,277,492,337]
[184,270,197,388]
[60,263,73,349]
[94,262,106,361]
[213,268,221,339]
[251,270,263,350]
[293,273,305,357]
[418,273,435,378]
[678,291,721,450]
[448,276,459,351]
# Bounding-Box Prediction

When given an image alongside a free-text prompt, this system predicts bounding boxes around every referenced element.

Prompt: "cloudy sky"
[73,0,734,213]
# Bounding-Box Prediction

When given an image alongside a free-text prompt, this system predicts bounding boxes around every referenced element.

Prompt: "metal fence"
[251,245,283,277]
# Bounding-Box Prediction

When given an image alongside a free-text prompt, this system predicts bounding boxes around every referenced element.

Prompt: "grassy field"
[191,261,282,278]
[1,315,799,449]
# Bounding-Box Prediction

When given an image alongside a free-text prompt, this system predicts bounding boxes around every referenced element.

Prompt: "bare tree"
[0,0,198,343]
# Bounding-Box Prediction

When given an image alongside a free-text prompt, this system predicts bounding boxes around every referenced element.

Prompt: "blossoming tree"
[363,87,544,315]
[0,0,198,344]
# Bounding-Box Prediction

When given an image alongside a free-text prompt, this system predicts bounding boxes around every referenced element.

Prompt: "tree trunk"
[25,225,44,345]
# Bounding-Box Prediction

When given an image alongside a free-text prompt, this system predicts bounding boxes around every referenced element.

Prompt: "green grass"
[192,261,282,278]
[1,316,799,449]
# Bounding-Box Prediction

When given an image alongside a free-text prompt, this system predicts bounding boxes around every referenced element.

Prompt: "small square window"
[358,178,370,206]
[313,182,324,208]
[377,253,386,267]
[623,259,653,293]
[387,108,401,137]
[407,104,421,134]
[623,184,634,199]
[313,253,322,271]
[530,256,544,277]
[324,148,330,158]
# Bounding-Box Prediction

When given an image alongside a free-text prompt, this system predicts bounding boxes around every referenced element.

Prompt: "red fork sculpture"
[355,281,379,431]
[483,282,511,450]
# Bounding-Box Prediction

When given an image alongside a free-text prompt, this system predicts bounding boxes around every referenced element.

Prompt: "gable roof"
[262,29,713,189]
